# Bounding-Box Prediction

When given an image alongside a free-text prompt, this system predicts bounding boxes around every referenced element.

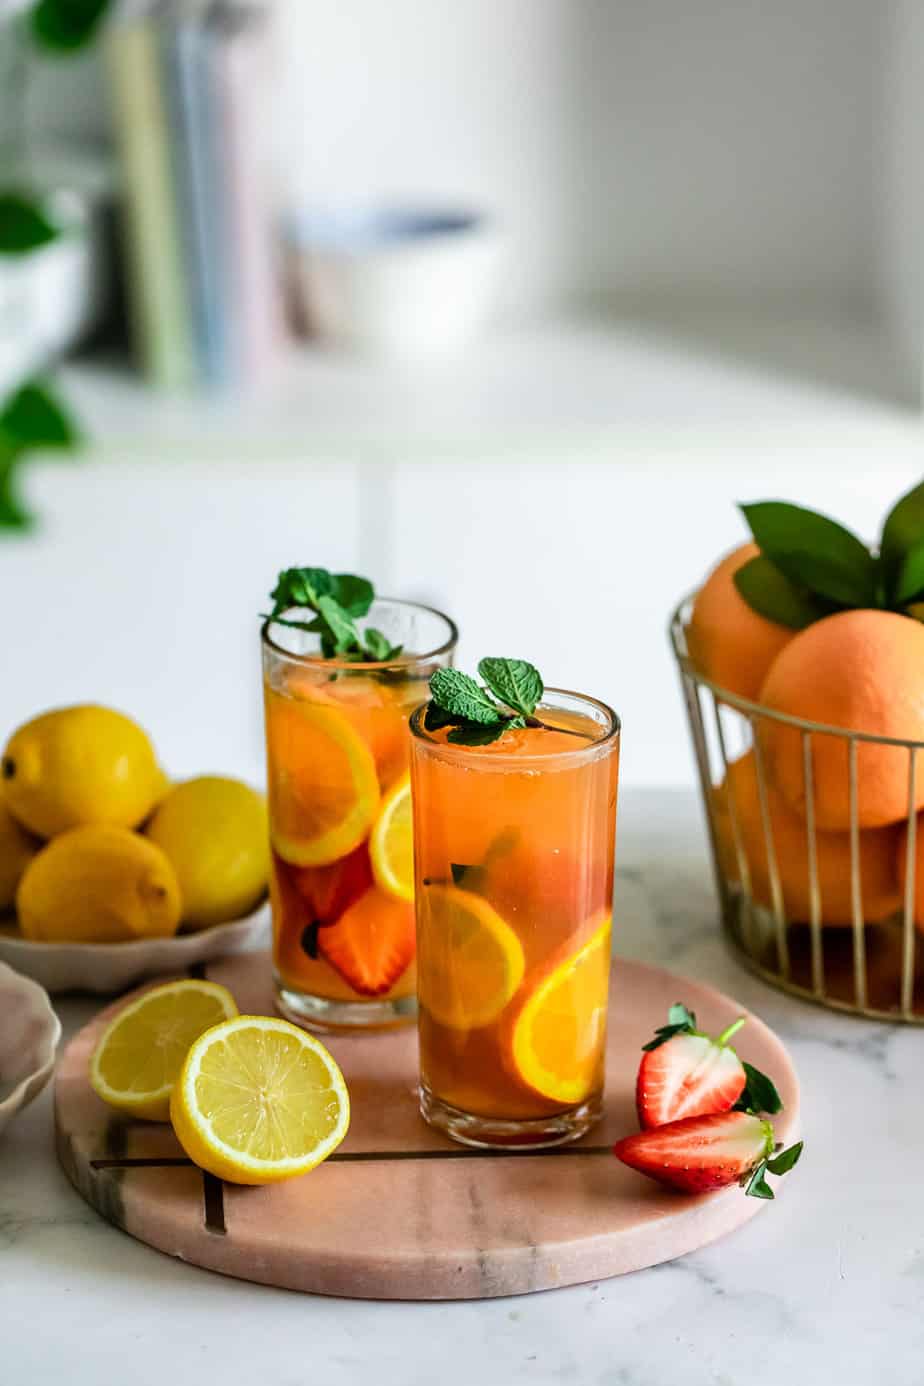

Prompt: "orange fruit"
[716,751,901,925]
[264,688,380,866]
[759,609,924,830]
[685,542,794,702]
[895,817,924,932]
[510,916,611,1104]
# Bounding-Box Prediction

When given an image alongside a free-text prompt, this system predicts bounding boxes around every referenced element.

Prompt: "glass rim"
[261,597,459,672]
[409,685,620,765]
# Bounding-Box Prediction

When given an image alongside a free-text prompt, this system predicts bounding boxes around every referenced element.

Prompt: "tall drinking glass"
[263,599,457,1030]
[410,690,619,1148]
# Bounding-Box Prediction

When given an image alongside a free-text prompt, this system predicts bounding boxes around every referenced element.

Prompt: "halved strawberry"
[636,1003,781,1129]
[614,1111,802,1197]
[318,886,415,996]
[292,843,374,925]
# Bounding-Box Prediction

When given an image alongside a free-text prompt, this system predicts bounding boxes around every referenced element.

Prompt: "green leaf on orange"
[732,556,830,630]
[740,501,876,607]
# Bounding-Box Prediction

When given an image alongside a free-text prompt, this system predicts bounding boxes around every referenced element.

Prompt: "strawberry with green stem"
[614,1111,803,1198]
[636,1003,782,1129]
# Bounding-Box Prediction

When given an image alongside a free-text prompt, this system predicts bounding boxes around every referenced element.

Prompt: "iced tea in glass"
[263,599,457,1029]
[409,690,619,1147]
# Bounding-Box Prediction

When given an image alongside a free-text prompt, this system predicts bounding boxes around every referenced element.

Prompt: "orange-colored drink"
[262,600,457,1029]
[409,692,620,1147]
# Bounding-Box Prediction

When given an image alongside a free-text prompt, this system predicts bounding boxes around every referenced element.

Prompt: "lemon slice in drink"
[89,979,238,1122]
[265,689,380,867]
[170,1016,350,1185]
[369,773,414,902]
[417,886,525,1030]
[511,915,611,1104]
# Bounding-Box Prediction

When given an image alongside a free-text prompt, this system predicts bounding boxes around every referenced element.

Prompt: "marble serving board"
[54,951,800,1301]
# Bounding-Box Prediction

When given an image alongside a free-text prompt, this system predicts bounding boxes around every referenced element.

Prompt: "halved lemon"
[417,886,525,1030]
[170,1015,350,1184]
[369,773,414,902]
[511,915,611,1104]
[265,689,380,867]
[89,979,238,1122]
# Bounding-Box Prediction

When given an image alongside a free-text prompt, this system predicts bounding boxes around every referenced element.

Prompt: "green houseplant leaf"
[0,192,59,255]
[30,0,113,52]
[0,379,79,449]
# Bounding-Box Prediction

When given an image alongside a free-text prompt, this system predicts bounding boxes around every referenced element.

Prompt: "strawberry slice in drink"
[636,1003,781,1129]
[319,886,415,997]
[291,842,374,926]
[614,1111,803,1197]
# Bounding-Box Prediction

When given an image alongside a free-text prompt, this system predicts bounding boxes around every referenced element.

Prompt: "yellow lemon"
[90,979,238,1121]
[0,799,40,912]
[416,886,525,1030]
[511,916,611,1104]
[145,776,269,930]
[2,705,166,838]
[16,825,181,943]
[170,1015,350,1185]
[369,772,414,902]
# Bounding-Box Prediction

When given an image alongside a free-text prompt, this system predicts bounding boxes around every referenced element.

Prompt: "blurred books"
[107,4,284,390]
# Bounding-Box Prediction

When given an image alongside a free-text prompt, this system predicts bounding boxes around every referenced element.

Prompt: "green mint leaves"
[264,567,402,662]
[743,1140,804,1200]
[425,658,543,747]
[732,481,924,631]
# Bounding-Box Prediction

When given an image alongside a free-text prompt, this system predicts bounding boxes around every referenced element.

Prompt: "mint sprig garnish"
[424,658,585,748]
[730,480,924,631]
[263,567,402,663]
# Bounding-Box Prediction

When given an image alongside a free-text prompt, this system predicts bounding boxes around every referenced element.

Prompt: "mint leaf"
[733,555,831,631]
[734,1061,783,1115]
[881,480,924,595]
[766,1140,803,1176]
[0,194,60,255]
[478,658,543,717]
[363,627,402,661]
[316,594,359,653]
[448,719,521,747]
[31,0,113,52]
[894,538,924,605]
[424,702,464,732]
[331,574,374,618]
[430,669,504,725]
[0,380,79,449]
[740,501,876,607]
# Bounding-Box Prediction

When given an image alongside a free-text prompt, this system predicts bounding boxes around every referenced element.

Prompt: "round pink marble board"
[55,950,800,1300]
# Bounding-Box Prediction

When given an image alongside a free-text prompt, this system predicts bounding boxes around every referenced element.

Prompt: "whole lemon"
[16,825,181,943]
[145,776,269,930]
[2,706,166,838]
[0,800,40,911]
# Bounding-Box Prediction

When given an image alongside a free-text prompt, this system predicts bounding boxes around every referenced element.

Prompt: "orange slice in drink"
[510,915,611,1104]
[416,886,525,1029]
[265,689,380,867]
[369,773,414,902]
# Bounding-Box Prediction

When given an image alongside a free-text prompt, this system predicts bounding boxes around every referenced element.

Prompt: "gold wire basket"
[670,594,922,1023]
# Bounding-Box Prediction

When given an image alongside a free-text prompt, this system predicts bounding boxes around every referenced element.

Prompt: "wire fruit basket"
[670,595,923,1023]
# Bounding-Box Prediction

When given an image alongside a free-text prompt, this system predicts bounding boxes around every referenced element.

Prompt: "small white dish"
[0,901,270,995]
[287,206,502,360]
[0,962,61,1136]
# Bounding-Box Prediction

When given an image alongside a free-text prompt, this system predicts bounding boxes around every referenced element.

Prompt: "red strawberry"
[291,844,374,926]
[614,1111,802,1197]
[636,1003,781,1129]
[319,887,415,996]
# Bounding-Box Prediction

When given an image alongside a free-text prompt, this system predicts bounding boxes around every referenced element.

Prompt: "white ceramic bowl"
[0,901,270,995]
[0,962,61,1136]
[287,207,502,360]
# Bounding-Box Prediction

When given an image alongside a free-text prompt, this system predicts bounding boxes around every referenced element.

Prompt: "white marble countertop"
[2,788,919,1385]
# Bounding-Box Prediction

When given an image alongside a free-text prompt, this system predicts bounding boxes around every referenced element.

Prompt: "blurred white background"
[4,0,924,791]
